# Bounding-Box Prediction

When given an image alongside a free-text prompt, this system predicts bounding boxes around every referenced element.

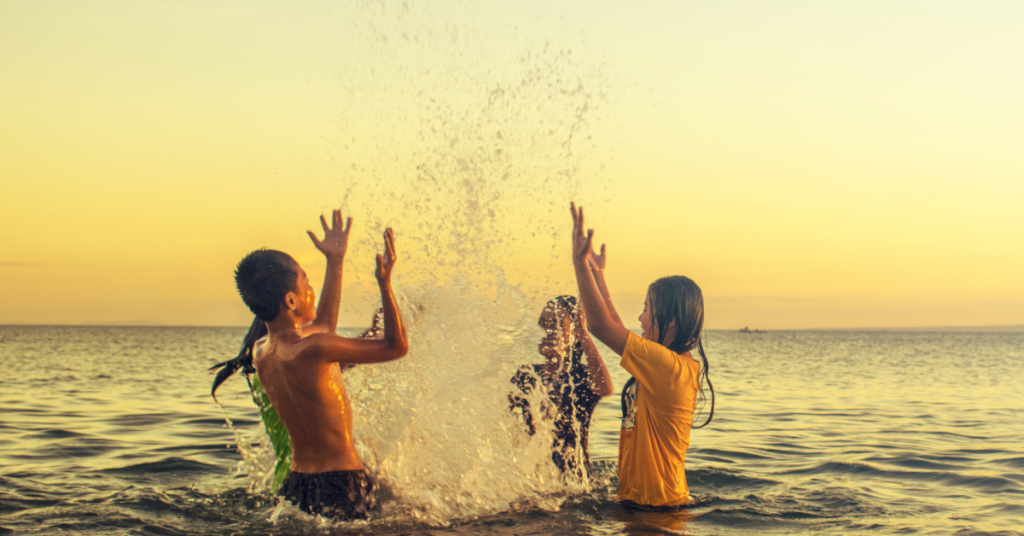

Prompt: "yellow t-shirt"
[618,331,701,506]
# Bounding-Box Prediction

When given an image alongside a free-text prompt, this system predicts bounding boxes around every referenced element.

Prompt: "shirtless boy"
[233,210,408,519]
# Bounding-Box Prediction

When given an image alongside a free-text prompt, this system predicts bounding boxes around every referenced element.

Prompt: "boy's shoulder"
[297,330,349,346]
[255,331,327,363]
[252,333,272,361]
[290,331,358,360]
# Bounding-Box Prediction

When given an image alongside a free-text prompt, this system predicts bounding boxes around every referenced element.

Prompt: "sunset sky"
[2,1,1022,329]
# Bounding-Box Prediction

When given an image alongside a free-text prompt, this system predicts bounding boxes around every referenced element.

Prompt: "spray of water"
[217,404,277,495]
[233,0,617,525]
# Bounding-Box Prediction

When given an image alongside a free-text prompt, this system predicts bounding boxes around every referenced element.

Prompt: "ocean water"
[1,325,1021,535]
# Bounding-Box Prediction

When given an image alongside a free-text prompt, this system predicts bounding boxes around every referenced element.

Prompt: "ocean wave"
[103,457,222,475]
[785,461,1023,493]
[992,456,1024,469]
[688,467,779,489]
[4,327,1024,534]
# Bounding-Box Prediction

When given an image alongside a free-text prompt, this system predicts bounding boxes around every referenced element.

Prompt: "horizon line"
[1,323,1022,332]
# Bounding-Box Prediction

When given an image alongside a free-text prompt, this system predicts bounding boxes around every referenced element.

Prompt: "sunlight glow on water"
[2,327,1023,535]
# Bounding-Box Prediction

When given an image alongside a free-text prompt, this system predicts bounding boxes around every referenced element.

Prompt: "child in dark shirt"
[510,295,614,479]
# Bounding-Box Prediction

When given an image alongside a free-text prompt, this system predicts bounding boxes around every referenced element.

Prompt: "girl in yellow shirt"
[569,203,715,507]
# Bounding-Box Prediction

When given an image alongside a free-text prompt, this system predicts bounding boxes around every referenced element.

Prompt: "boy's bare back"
[254,333,363,472]
[239,212,408,476]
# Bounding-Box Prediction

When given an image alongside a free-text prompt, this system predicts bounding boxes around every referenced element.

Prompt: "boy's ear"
[283,291,299,312]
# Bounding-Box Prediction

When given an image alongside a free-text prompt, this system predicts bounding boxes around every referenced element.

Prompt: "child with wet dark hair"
[220,210,408,519]
[568,203,714,508]
[509,295,614,480]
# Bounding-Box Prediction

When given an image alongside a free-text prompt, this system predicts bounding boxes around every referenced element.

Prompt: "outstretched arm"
[571,203,630,356]
[588,244,623,327]
[307,228,408,364]
[374,228,409,359]
[305,210,352,335]
[576,310,615,397]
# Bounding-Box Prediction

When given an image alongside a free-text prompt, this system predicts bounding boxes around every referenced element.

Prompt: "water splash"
[240,0,615,525]
[216,403,276,495]
[333,14,611,527]
[346,281,566,523]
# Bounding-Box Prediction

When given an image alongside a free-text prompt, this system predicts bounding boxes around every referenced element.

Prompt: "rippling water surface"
[1,326,1022,535]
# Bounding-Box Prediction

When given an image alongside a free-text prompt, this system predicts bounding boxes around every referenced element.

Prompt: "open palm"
[375,228,397,282]
[308,210,352,261]
[570,202,595,263]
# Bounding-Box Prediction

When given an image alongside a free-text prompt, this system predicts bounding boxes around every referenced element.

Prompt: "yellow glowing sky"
[2,1,1022,329]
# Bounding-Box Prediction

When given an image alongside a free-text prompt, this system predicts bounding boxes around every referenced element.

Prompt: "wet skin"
[253,212,408,474]
[255,328,362,472]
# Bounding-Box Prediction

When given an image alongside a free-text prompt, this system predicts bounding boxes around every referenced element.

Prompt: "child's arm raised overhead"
[304,209,352,336]
[303,228,408,365]
[576,310,615,397]
[372,228,409,359]
[587,243,623,327]
[570,203,630,356]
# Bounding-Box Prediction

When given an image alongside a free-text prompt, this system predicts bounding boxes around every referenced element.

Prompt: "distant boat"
[739,326,764,333]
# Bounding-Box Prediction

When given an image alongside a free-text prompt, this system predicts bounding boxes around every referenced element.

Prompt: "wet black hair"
[543,295,580,361]
[547,295,579,320]
[648,276,703,354]
[624,276,715,428]
[234,249,298,322]
[209,316,266,401]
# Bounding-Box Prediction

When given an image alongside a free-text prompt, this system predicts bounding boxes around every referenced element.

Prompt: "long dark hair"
[647,276,715,428]
[209,316,267,401]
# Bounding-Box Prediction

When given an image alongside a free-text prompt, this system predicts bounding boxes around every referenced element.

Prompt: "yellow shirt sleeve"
[621,332,696,413]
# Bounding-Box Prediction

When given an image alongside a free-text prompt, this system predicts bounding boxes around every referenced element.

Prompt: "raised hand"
[375,228,397,283]
[308,210,352,262]
[570,202,595,264]
[589,243,608,272]
[568,204,629,357]
[575,304,589,337]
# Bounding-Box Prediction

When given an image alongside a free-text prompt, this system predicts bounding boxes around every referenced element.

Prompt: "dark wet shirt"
[509,345,601,478]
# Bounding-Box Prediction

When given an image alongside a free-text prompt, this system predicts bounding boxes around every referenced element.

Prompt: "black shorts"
[278,469,378,519]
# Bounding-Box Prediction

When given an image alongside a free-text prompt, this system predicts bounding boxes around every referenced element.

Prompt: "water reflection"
[609,504,694,535]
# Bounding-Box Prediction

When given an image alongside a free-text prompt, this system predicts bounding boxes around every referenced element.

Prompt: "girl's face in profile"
[538,308,570,361]
[639,291,655,341]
